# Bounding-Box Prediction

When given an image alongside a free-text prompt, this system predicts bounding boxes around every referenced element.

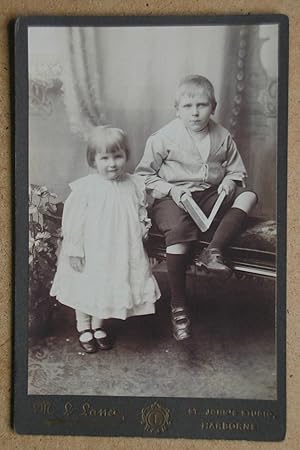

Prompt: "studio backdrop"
[28,24,278,218]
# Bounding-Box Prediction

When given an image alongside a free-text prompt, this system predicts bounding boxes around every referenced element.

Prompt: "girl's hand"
[69,256,85,272]
[170,186,192,210]
[149,256,159,268]
[217,179,236,196]
[141,223,149,240]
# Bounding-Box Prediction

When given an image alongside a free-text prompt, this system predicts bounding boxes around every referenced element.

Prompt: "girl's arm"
[139,192,152,240]
[62,184,88,258]
[132,175,152,240]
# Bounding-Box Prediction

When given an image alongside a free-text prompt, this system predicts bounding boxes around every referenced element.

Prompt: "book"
[181,190,226,232]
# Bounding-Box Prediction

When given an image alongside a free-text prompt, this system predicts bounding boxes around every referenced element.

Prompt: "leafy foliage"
[29,184,62,336]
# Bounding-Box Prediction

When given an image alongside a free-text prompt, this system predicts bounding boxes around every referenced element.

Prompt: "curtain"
[28,25,278,218]
[63,28,105,139]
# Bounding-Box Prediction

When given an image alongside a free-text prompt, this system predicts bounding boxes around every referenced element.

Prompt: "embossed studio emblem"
[141,402,171,433]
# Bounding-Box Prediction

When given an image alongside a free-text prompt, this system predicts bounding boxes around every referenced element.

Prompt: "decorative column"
[220,25,278,219]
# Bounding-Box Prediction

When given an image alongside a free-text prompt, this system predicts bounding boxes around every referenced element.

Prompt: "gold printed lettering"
[241,409,276,419]
[81,402,119,417]
[64,401,75,416]
[200,421,256,432]
[32,401,54,415]
[187,408,198,416]
[205,408,238,417]
[81,402,91,416]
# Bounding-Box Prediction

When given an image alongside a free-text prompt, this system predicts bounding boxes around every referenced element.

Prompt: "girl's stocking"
[75,310,93,342]
[91,316,107,338]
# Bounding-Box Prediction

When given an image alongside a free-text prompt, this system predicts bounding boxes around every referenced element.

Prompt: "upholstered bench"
[44,204,276,280]
[145,217,276,280]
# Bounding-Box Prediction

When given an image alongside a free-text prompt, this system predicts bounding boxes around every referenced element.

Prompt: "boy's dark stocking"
[166,253,191,340]
[199,207,247,277]
[166,253,188,309]
[208,207,247,251]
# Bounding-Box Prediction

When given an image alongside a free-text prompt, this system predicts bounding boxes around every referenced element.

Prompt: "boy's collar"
[161,118,230,154]
[207,119,230,155]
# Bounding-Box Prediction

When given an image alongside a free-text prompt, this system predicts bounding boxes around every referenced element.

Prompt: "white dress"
[50,173,161,320]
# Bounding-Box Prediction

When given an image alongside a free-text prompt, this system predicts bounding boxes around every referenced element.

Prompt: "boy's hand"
[170,186,192,210]
[218,179,236,196]
[69,256,85,272]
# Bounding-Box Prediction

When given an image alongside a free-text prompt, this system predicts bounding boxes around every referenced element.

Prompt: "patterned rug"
[28,271,276,399]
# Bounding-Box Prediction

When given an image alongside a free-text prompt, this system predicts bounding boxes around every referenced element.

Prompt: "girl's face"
[94,148,127,180]
[176,87,214,133]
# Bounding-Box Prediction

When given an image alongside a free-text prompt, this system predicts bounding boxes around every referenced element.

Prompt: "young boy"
[135,75,257,341]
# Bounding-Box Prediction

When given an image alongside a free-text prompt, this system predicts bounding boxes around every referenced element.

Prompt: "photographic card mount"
[14,14,288,440]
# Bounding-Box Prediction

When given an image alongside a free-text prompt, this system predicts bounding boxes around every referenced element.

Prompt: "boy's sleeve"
[135,135,174,198]
[132,174,152,238]
[222,135,247,187]
[61,181,88,257]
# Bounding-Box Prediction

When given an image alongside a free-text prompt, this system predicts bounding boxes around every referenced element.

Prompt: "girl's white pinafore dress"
[50,173,160,319]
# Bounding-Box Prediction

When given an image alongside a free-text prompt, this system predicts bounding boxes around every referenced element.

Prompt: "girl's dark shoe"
[171,306,192,341]
[93,328,114,350]
[78,329,98,353]
[197,247,232,278]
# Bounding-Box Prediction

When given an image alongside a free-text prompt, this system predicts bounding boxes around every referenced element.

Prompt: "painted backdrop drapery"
[28,24,278,218]
[63,27,105,138]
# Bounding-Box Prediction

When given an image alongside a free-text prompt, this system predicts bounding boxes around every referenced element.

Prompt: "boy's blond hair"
[175,75,217,112]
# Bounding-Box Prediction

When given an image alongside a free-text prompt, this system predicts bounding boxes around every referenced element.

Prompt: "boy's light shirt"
[188,132,211,191]
[135,118,247,199]
[192,132,210,163]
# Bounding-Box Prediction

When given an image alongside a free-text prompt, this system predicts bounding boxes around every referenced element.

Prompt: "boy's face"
[95,148,127,180]
[176,87,214,133]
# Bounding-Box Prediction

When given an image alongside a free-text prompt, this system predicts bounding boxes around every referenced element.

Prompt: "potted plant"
[28,184,63,337]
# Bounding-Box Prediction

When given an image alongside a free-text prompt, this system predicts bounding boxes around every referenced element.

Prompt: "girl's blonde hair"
[174,74,217,112]
[86,126,129,168]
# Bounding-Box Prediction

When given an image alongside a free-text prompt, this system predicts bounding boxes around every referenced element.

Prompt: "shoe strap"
[174,329,190,339]
[93,328,107,338]
[78,328,92,335]
[79,330,94,343]
[208,248,221,254]
[171,306,187,314]
[172,307,190,325]
[208,248,225,262]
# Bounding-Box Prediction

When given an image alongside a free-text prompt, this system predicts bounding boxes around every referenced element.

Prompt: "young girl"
[50,126,161,353]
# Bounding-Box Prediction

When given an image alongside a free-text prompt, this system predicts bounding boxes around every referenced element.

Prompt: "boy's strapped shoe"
[198,247,232,279]
[93,328,114,350]
[78,329,98,353]
[171,306,192,341]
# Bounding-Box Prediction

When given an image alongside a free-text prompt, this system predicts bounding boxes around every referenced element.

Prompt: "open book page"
[181,191,226,232]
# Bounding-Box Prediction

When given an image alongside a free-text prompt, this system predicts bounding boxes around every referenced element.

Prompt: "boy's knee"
[167,242,189,254]
[236,190,258,203]
[233,190,258,213]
